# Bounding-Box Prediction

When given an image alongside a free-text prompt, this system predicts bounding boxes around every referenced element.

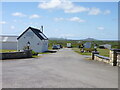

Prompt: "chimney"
[41,26,43,32]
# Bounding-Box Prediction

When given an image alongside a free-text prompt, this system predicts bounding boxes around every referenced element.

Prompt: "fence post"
[91,51,99,60]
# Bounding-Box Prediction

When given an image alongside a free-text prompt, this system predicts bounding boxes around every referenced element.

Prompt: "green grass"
[97,48,109,57]
[72,48,91,56]
[72,48,110,57]
[38,52,51,54]
[32,51,50,58]
[0,49,17,53]
[48,47,52,50]
[32,55,41,58]
[75,51,91,55]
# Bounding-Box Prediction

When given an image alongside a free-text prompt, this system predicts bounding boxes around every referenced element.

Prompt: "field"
[48,40,114,57]
[48,40,119,49]
[98,48,110,57]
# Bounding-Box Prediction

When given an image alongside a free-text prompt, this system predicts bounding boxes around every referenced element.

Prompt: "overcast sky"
[1,0,118,40]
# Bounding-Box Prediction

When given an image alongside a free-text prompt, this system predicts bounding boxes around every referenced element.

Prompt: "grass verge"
[38,52,51,54]
[0,49,17,53]
[32,55,41,58]
[72,48,109,57]
[72,48,91,56]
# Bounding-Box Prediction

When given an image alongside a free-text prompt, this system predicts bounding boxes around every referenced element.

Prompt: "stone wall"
[94,54,110,64]
[109,49,120,66]
[0,50,32,60]
[92,49,120,66]
[117,52,120,67]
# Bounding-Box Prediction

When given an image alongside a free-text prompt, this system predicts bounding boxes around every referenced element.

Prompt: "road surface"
[2,48,118,88]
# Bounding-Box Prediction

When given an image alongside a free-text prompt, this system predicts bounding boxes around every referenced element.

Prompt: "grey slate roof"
[17,27,48,40]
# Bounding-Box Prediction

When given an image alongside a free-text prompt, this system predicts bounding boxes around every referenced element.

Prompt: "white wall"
[41,40,48,52]
[18,29,48,52]
[2,42,17,50]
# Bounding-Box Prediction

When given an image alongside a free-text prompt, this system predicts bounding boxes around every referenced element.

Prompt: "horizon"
[0,35,119,41]
[1,1,118,40]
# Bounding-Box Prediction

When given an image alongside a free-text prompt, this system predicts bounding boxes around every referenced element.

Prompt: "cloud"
[54,17,85,23]
[29,14,40,19]
[103,10,111,15]
[38,0,61,9]
[54,17,64,21]
[59,0,89,13]
[88,8,101,15]
[0,21,6,24]
[38,0,110,15]
[68,17,85,22]
[97,26,104,30]
[38,0,89,13]
[10,26,15,30]
[65,6,89,13]
[12,12,26,17]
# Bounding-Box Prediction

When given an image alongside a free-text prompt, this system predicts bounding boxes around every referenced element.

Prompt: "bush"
[80,48,95,52]
[84,48,95,52]
[32,51,38,55]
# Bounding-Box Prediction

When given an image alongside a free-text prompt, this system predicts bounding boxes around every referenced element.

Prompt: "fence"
[0,50,32,60]
[92,49,120,66]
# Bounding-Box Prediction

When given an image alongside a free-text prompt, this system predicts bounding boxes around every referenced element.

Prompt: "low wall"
[94,54,110,63]
[92,49,120,66]
[0,50,32,60]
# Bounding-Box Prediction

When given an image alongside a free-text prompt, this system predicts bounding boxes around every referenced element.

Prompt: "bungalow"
[17,26,48,52]
[0,35,18,50]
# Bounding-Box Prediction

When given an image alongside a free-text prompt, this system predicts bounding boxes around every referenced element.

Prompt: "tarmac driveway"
[2,48,118,88]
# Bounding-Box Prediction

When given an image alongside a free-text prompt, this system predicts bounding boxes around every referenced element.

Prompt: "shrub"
[84,48,95,52]
[80,48,95,52]
[32,51,38,55]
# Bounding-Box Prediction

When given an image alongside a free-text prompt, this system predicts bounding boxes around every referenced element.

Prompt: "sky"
[0,0,118,40]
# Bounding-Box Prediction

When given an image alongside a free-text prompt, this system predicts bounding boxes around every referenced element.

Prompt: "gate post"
[109,49,120,66]
[91,51,99,60]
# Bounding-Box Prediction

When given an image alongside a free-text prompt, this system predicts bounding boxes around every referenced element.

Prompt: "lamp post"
[27,41,30,50]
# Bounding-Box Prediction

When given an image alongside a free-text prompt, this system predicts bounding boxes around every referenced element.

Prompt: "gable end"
[17,27,48,40]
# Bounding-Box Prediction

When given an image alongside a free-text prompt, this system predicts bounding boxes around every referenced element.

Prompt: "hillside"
[82,38,97,41]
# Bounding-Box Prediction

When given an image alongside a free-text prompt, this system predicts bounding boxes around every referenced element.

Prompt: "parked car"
[52,45,60,49]
[60,45,63,48]
[57,45,61,49]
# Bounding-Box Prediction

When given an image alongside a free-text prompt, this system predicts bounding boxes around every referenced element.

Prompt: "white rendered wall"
[17,29,48,52]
